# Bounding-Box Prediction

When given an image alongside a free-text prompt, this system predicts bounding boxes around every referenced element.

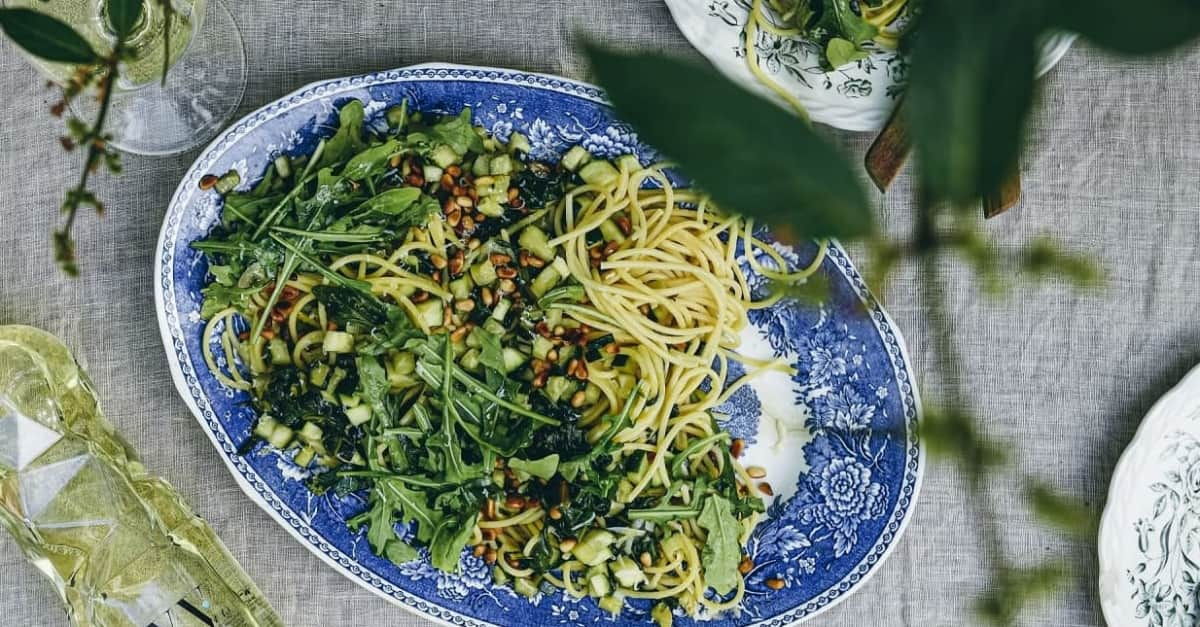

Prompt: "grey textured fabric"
[0,1,1192,625]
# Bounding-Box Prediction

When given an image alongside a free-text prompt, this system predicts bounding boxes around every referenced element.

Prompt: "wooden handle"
[866,98,1021,218]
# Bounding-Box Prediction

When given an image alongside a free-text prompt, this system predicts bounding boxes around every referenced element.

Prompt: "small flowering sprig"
[0,0,170,276]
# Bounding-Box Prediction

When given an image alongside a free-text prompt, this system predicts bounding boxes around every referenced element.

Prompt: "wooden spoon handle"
[865,98,1021,218]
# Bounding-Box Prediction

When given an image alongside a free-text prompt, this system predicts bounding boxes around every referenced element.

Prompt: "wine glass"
[3,0,246,155]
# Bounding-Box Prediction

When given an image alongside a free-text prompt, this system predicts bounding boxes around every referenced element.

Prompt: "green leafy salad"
[193,99,783,623]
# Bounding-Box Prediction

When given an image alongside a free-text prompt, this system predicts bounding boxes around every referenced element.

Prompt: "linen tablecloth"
[2,1,1197,625]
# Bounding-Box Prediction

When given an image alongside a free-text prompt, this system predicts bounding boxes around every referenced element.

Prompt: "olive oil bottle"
[0,325,282,627]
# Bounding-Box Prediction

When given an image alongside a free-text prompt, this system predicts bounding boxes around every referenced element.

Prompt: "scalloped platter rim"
[154,62,924,627]
[1098,363,1200,626]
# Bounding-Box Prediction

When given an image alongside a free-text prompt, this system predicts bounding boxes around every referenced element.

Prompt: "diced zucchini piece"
[472,154,490,176]
[651,602,673,627]
[349,451,366,466]
[579,160,620,187]
[584,383,602,405]
[558,344,576,364]
[430,144,460,169]
[294,446,316,467]
[616,154,641,173]
[513,577,540,599]
[309,362,330,387]
[470,257,498,285]
[597,595,623,616]
[610,556,646,589]
[459,348,481,372]
[483,318,506,337]
[551,256,570,278]
[323,331,355,354]
[326,368,347,393]
[599,219,625,243]
[587,565,611,598]
[391,351,415,375]
[501,347,526,374]
[483,136,499,152]
[491,298,512,322]
[449,276,473,300]
[518,225,556,262]
[268,424,294,449]
[346,404,372,426]
[508,131,531,154]
[477,196,504,217]
[422,164,443,183]
[299,421,323,443]
[617,478,636,503]
[416,299,444,329]
[573,530,616,566]
[489,154,514,175]
[339,393,361,407]
[544,308,563,328]
[544,376,575,404]
[561,145,592,172]
[253,415,278,440]
[532,335,554,360]
[529,266,562,298]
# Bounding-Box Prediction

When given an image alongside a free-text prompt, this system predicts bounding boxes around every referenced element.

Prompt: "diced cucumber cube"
[599,218,625,243]
[449,276,473,300]
[551,256,570,278]
[268,424,294,449]
[460,348,481,372]
[561,145,592,172]
[489,154,514,175]
[431,144,460,169]
[513,577,540,599]
[483,318,506,337]
[616,154,641,173]
[491,298,512,322]
[518,225,556,262]
[573,530,616,566]
[253,415,278,440]
[530,266,562,298]
[309,362,330,387]
[416,299,444,329]
[472,154,490,176]
[299,421,323,443]
[477,196,504,217]
[346,404,372,426]
[423,164,444,183]
[597,595,623,616]
[501,347,526,373]
[544,376,575,403]
[532,335,554,360]
[322,331,355,354]
[610,556,646,589]
[579,161,620,187]
[294,446,316,467]
[470,258,498,285]
[508,131,531,154]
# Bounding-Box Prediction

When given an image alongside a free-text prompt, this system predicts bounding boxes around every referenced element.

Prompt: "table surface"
[2,1,1197,625]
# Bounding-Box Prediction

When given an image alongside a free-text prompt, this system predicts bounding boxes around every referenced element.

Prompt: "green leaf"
[383,539,419,565]
[104,0,143,39]
[360,187,422,217]
[696,496,742,596]
[509,454,560,481]
[585,45,872,242]
[826,38,869,69]
[343,139,402,181]
[472,327,506,373]
[318,100,367,169]
[429,513,479,572]
[1051,0,1200,54]
[356,355,389,419]
[199,283,261,319]
[906,0,1041,206]
[431,107,485,155]
[0,8,100,64]
[1025,481,1096,537]
[378,478,442,543]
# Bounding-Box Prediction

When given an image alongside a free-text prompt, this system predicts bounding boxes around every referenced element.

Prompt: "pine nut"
[559,537,578,553]
[747,466,767,479]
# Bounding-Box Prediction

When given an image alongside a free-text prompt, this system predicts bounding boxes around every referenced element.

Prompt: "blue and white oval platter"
[155,63,923,627]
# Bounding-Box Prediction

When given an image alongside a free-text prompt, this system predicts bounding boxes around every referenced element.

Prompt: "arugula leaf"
[696,496,742,596]
[379,478,441,543]
[343,139,403,181]
[384,540,419,565]
[473,327,507,372]
[813,0,877,46]
[429,513,479,572]
[359,187,422,217]
[509,454,560,481]
[431,107,485,155]
[199,283,261,319]
[318,100,367,170]
[585,45,872,242]
[356,355,389,421]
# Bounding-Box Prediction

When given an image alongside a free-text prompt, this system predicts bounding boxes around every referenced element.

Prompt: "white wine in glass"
[3,0,246,155]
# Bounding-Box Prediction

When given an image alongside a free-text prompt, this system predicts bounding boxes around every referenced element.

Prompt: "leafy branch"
[0,0,173,276]
[584,0,1199,621]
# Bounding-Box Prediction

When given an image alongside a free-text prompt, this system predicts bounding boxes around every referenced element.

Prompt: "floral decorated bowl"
[155,63,923,626]
[1099,364,1200,626]
[664,0,1077,131]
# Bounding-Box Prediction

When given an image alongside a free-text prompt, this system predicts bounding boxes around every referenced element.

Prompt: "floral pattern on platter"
[1126,432,1200,627]
[156,64,922,627]
[665,0,1076,131]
